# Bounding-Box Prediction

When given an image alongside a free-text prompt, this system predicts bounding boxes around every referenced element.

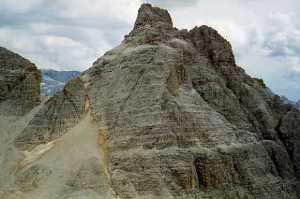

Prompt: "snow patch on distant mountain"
[41,69,80,96]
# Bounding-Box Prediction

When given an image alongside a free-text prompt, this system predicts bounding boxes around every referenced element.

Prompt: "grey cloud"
[0,0,139,70]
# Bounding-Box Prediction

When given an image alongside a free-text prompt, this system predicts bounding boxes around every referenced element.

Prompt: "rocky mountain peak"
[1,4,300,199]
[125,3,174,44]
[127,4,235,67]
[133,3,173,30]
[188,25,236,65]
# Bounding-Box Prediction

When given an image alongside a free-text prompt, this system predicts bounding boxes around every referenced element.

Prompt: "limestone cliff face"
[1,3,300,199]
[0,47,41,115]
[82,4,300,198]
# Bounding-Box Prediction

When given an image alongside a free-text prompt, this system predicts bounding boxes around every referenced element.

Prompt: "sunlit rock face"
[1,3,300,199]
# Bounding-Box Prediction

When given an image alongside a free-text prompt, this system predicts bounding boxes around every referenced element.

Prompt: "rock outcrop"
[15,77,87,151]
[81,4,300,198]
[1,3,300,199]
[0,47,41,115]
[279,109,300,178]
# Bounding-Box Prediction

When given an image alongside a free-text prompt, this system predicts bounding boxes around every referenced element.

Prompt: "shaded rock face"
[1,3,300,199]
[15,77,87,151]
[0,47,41,115]
[279,109,300,178]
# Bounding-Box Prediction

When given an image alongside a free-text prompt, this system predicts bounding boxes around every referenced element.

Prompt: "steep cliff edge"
[1,3,300,199]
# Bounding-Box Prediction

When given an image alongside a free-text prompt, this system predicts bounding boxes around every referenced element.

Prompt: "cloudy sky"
[0,0,299,101]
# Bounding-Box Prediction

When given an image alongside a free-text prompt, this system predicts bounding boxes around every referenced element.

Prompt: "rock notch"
[133,3,173,30]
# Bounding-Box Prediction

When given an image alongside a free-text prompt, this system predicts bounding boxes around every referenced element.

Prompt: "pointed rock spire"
[133,3,173,30]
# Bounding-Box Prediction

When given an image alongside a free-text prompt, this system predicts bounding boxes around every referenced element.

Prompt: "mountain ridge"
[0,3,300,199]
[41,69,80,96]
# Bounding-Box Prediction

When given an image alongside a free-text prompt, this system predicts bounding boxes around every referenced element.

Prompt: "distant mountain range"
[41,69,80,96]
[280,96,300,109]
[267,87,300,109]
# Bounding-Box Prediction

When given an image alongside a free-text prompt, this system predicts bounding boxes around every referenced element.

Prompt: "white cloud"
[0,0,142,70]
[0,0,43,13]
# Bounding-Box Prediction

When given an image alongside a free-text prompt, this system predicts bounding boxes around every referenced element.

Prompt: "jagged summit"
[127,3,236,67]
[126,3,175,43]
[134,3,173,30]
[189,25,236,65]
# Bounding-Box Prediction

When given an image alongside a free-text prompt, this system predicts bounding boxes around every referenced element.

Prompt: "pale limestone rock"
[1,3,300,199]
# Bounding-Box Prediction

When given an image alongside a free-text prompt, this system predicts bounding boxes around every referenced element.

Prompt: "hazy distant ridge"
[41,69,80,96]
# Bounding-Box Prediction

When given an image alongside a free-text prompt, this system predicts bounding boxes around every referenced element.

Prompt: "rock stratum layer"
[0,4,300,199]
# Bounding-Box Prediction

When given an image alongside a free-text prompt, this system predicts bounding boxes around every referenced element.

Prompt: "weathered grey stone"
[15,164,52,192]
[279,108,300,178]
[14,77,87,151]
[0,46,41,115]
[84,4,300,198]
[61,158,113,199]
[1,3,300,199]
[133,3,173,30]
